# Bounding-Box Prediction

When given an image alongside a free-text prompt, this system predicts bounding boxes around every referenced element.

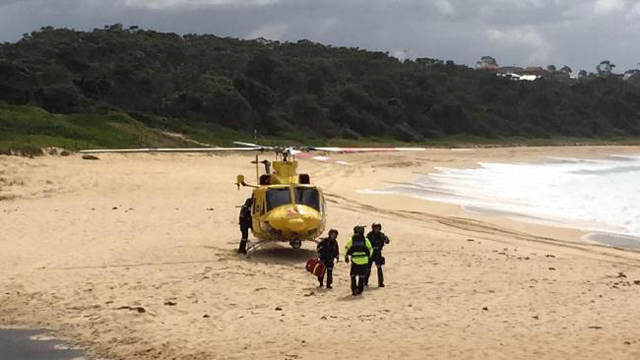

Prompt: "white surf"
[363,155,640,239]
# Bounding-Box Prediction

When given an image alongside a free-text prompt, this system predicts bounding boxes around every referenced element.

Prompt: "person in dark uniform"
[365,222,390,287]
[238,198,253,254]
[344,226,373,296]
[316,229,340,289]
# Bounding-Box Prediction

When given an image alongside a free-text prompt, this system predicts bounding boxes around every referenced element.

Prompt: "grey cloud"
[0,0,29,5]
[1,0,639,72]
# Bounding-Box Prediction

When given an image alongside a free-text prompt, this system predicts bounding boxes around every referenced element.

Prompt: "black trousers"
[350,263,367,294]
[365,250,385,286]
[318,258,334,286]
[238,224,251,253]
[240,224,250,240]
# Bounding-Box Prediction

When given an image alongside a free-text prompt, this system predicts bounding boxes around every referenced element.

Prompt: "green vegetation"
[1,25,640,153]
[0,105,244,154]
[0,105,164,154]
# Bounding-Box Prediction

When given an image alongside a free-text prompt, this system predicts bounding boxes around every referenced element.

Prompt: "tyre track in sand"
[324,191,640,267]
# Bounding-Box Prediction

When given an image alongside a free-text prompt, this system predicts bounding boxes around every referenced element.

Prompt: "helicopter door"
[260,195,267,215]
[251,191,266,232]
[251,194,259,216]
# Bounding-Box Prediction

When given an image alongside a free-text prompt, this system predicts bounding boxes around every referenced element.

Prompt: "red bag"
[305,258,326,277]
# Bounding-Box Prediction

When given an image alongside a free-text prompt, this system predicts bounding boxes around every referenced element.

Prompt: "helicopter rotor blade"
[307,147,427,153]
[79,147,263,154]
[291,145,429,165]
[80,143,428,156]
[233,141,273,150]
[233,141,260,147]
[295,152,353,166]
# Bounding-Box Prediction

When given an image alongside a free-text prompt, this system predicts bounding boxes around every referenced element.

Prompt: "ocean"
[0,329,84,360]
[363,154,640,245]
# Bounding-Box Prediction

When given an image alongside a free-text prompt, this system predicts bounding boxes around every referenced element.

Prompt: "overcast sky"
[1,0,639,72]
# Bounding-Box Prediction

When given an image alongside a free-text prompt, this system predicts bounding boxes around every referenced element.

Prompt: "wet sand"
[465,206,640,250]
[584,233,640,250]
[0,329,84,360]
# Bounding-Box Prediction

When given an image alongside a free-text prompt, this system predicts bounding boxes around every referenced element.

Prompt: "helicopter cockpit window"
[295,187,320,211]
[266,188,292,211]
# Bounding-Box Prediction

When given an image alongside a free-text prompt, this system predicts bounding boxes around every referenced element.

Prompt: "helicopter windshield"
[295,187,320,211]
[266,188,292,211]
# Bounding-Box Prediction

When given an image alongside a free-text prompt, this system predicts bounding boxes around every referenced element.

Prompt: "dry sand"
[1,146,640,359]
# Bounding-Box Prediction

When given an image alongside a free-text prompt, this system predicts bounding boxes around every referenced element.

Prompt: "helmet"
[328,229,339,236]
[372,222,382,230]
[353,225,365,235]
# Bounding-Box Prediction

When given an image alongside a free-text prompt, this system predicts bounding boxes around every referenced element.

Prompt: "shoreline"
[0,328,85,360]
[583,233,640,250]
[359,148,640,252]
[467,205,640,251]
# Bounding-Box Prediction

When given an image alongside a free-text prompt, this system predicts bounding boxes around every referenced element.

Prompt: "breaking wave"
[363,155,640,239]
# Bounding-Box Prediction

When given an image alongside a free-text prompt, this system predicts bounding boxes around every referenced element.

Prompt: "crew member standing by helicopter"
[344,226,373,296]
[238,198,253,254]
[316,229,340,289]
[364,223,390,287]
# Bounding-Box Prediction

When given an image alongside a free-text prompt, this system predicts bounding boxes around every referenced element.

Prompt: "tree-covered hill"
[1,25,640,151]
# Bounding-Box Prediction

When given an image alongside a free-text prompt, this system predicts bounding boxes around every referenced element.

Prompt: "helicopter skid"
[244,240,270,257]
[244,238,319,257]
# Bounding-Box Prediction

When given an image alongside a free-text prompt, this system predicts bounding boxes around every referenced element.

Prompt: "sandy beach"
[2,146,640,359]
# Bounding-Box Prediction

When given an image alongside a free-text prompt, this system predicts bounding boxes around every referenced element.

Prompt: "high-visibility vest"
[345,235,372,265]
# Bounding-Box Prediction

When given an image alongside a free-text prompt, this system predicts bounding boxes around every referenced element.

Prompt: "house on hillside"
[520,67,547,77]
[623,69,640,81]
[497,66,523,74]
[497,72,540,81]
[495,66,547,81]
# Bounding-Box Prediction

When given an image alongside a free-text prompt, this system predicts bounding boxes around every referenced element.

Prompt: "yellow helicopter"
[232,141,427,253]
[81,141,427,254]
[233,142,328,252]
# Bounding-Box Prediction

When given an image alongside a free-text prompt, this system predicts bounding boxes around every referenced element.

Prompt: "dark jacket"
[317,237,339,260]
[239,204,252,228]
[366,231,390,250]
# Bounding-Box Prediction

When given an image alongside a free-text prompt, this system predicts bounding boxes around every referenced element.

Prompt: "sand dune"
[1,146,640,359]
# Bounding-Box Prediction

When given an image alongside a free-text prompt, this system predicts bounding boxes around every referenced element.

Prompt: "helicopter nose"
[287,218,307,232]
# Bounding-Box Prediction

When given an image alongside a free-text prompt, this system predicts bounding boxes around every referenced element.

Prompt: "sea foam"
[363,155,640,238]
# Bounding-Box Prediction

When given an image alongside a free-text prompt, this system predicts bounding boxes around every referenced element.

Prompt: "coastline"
[0,328,84,360]
[584,233,640,250]
[2,145,640,359]
[357,146,640,251]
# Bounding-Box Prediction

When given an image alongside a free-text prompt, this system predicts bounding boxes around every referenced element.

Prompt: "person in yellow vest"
[344,225,373,296]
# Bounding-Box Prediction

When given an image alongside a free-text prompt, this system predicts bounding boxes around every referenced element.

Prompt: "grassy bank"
[0,105,247,155]
[2,105,640,155]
